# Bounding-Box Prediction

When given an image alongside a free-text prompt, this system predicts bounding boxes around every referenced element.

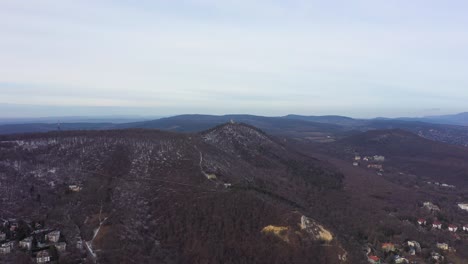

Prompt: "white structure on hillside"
[373,155,385,162]
[46,231,60,243]
[19,237,33,250]
[36,250,51,263]
[458,203,468,211]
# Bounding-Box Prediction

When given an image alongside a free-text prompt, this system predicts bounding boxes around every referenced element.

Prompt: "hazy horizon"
[2,1,468,118]
[0,102,466,121]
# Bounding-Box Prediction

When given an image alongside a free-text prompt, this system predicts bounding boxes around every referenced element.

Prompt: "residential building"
[381,243,395,252]
[19,237,33,250]
[373,155,385,162]
[55,242,66,252]
[45,231,60,243]
[431,252,444,261]
[436,243,449,251]
[36,250,51,263]
[68,185,82,192]
[394,255,409,264]
[458,203,468,211]
[76,239,83,250]
[448,224,458,232]
[368,255,381,264]
[423,202,440,212]
[417,218,426,225]
[368,164,383,170]
[463,224,468,231]
[432,221,442,229]
[0,244,10,254]
[407,241,421,252]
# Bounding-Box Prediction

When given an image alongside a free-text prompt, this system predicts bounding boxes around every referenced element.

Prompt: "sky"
[1,0,468,118]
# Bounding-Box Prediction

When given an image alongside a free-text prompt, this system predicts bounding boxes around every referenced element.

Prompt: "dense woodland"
[1,124,468,263]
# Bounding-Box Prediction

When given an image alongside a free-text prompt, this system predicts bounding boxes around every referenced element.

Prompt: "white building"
[432,221,442,229]
[448,225,458,232]
[36,250,51,263]
[0,244,10,254]
[458,203,468,211]
[373,155,385,162]
[19,237,33,250]
[46,231,60,243]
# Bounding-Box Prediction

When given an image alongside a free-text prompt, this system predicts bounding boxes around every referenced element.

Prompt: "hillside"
[328,129,468,187]
[0,124,354,264]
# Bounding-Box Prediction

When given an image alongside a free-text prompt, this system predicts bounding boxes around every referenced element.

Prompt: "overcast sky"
[1,0,468,118]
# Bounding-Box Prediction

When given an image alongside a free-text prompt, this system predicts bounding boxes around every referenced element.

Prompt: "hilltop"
[0,124,352,264]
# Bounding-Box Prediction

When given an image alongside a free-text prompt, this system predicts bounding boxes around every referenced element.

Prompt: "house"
[373,155,385,162]
[0,241,14,254]
[436,242,449,251]
[463,224,468,231]
[68,185,82,192]
[10,223,18,232]
[354,156,361,161]
[0,232,5,241]
[363,157,370,161]
[0,244,11,254]
[432,221,442,229]
[55,242,66,252]
[431,252,444,261]
[381,243,395,252]
[367,255,381,264]
[417,218,426,225]
[409,248,416,256]
[368,164,383,170]
[407,241,421,252]
[448,224,458,232]
[458,203,468,211]
[36,249,51,263]
[423,202,440,212]
[394,255,409,264]
[353,162,359,166]
[45,231,60,243]
[223,183,232,188]
[19,237,33,250]
[76,239,83,250]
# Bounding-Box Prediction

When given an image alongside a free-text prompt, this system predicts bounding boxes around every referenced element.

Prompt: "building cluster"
[367,239,456,264]
[0,218,69,263]
[426,181,456,188]
[417,216,468,233]
[353,155,385,173]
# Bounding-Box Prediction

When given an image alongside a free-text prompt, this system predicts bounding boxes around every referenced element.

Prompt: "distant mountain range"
[395,112,468,126]
[1,113,468,147]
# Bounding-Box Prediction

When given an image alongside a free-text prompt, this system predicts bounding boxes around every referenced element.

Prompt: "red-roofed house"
[368,255,381,264]
[432,221,442,229]
[382,243,396,252]
[463,224,468,231]
[417,218,426,225]
[448,225,458,232]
